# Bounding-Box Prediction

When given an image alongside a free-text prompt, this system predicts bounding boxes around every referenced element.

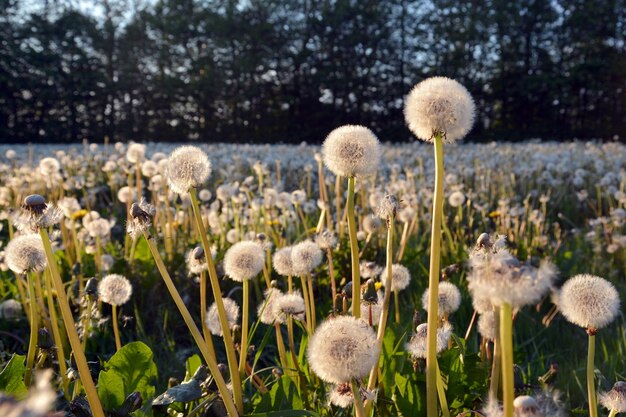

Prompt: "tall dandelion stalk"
[322,125,381,319]
[404,77,475,417]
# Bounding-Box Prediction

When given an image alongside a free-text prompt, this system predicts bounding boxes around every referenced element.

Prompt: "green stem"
[351,380,366,417]
[39,229,105,417]
[394,290,400,324]
[436,361,451,417]
[143,233,239,417]
[239,280,249,376]
[112,304,121,351]
[43,269,69,399]
[608,409,617,417]
[587,333,598,417]
[489,308,501,400]
[426,132,444,417]
[500,303,514,417]
[300,275,312,334]
[24,273,39,387]
[188,191,244,414]
[307,272,316,330]
[347,176,361,318]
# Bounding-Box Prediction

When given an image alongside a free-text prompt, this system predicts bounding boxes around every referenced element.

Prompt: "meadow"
[0,132,624,416]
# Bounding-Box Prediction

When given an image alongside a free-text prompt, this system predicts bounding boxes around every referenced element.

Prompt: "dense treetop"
[1,0,625,143]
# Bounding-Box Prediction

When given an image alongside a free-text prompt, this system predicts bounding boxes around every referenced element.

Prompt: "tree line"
[1,0,625,144]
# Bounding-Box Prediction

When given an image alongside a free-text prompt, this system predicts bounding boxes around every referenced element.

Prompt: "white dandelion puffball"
[421,281,462,317]
[98,274,132,306]
[223,241,265,282]
[206,298,240,336]
[448,190,466,207]
[513,395,541,417]
[478,311,496,341]
[322,125,381,178]
[376,194,400,220]
[559,274,620,330]
[291,240,323,276]
[404,76,475,143]
[6,234,48,275]
[165,146,212,194]
[406,322,452,359]
[257,288,284,325]
[273,291,306,322]
[307,315,379,384]
[315,230,337,250]
[599,381,626,413]
[272,246,294,277]
[381,264,411,292]
[329,383,354,408]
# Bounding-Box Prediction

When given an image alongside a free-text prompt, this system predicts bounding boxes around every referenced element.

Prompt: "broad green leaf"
[0,354,27,398]
[253,376,305,412]
[184,354,202,381]
[97,342,158,411]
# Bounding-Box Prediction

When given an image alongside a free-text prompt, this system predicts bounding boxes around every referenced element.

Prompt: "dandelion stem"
[500,302,514,417]
[426,132,444,417]
[300,275,312,334]
[587,333,598,417]
[274,322,288,370]
[608,409,617,417]
[347,176,361,318]
[24,273,39,387]
[143,232,240,417]
[436,360,451,417]
[326,249,337,303]
[306,272,316,330]
[38,228,105,417]
[43,269,69,399]
[351,380,366,417]
[489,308,501,400]
[239,280,250,376]
[394,290,400,324]
[112,304,122,351]
[81,298,91,351]
[188,191,244,414]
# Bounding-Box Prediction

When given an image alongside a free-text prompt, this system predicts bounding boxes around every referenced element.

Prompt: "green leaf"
[393,372,425,417]
[97,342,158,412]
[252,376,305,412]
[0,354,28,398]
[184,354,202,381]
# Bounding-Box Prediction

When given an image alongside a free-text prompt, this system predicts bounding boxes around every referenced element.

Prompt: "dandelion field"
[0,137,624,417]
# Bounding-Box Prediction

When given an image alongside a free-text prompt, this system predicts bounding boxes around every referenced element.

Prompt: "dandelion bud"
[206,298,239,337]
[223,241,265,282]
[322,125,381,178]
[118,392,143,416]
[24,194,46,214]
[6,233,47,274]
[559,274,620,331]
[342,282,353,298]
[599,381,626,413]
[165,146,212,195]
[291,240,322,276]
[85,277,99,298]
[307,315,379,384]
[362,279,378,303]
[37,328,54,350]
[404,76,475,143]
[98,274,132,306]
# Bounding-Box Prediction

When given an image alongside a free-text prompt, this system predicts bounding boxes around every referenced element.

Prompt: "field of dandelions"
[0,79,625,417]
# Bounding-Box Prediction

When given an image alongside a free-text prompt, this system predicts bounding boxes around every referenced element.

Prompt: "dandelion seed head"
[206,298,239,337]
[322,125,381,178]
[0,299,23,319]
[126,143,146,164]
[307,315,379,384]
[165,146,212,194]
[86,218,112,238]
[117,186,135,204]
[328,383,354,408]
[360,261,383,279]
[513,396,542,417]
[38,157,61,175]
[315,230,337,250]
[224,241,265,282]
[404,76,475,143]
[381,263,411,292]
[599,381,626,413]
[291,240,323,276]
[422,281,462,316]
[273,291,306,323]
[478,311,496,341]
[6,233,47,274]
[448,190,466,207]
[98,274,132,306]
[559,274,620,330]
[127,200,155,240]
[406,322,452,359]
[363,215,381,234]
[376,194,400,220]
[272,246,294,277]
[16,196,62,232]
[257,288,284,324]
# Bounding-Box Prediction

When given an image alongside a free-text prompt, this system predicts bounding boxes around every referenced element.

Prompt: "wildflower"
[273,291,306,322]
[381,263,411,292]
[5,233,47,274]
[404,76,475,143]
[307,315,380,384]
[406,322,452,359]
[223,241,265,282]
[448,190,466,207]
[599,381,626,413]
[362,215,381,234]
[558,274,620,331]
[38,157,61,175]
[513,395,542,417]
[376,194,400,220]
[322,125,381,178]
[360,261,383,279]
[272,247,294,277]
[86,218,112,238]
[165,146,212,194]
[206,298,239,336]
[117,186,135,204]
[127,200,155,240]
[329,383,354,408]
[257,288,284,324]
[421,281,461,317]
[15,195,62,232]
[0,299,23,319]
[186,246,211,275]
[315,230,337,250]
[291,240,323,276]
[98,274,132,306]
[126,143,146,164]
